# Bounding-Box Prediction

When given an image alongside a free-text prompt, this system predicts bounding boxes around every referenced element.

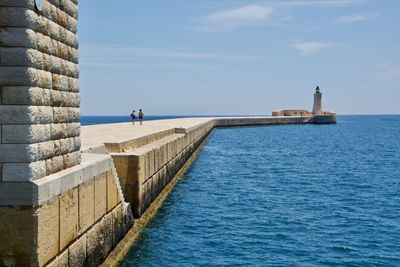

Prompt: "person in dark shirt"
[130,110,136,125]
[139,109,144,125]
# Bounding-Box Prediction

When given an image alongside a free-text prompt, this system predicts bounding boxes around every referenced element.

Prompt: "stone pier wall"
[112,122,215,218]
[0,152,134,266]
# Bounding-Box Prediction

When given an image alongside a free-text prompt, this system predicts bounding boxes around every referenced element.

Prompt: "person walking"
[130,110,136,125]
[139,109,144,125]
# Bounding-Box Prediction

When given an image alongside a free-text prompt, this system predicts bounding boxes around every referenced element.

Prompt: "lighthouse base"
[310,113,337,124]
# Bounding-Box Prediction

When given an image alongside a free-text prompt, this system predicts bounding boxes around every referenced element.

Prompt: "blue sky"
[78,0,400,115]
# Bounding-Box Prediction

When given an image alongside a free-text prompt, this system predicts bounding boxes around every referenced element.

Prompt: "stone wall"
[272,110,311,117]
[0,152,133,266]
[0,2,135,266]
[112,123,214,218]
[0,0,81,182]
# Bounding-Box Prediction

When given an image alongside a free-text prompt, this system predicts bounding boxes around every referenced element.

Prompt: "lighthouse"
[312,86,323,115]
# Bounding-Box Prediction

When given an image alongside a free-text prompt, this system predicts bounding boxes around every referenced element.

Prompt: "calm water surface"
[119,115,400,266]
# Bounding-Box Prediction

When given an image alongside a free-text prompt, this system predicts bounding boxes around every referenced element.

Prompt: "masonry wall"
[0,2,136,266]
[112,122,215,218]
[0,0,81,182]
[0,152,133,266]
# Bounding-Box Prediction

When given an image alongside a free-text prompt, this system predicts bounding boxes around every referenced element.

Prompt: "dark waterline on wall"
[115,115,400,266]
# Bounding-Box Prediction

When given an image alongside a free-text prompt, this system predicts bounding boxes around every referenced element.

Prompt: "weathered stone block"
[38,140,56,159]
[107,171,119,212]
[0,27,37,48]
[52,74,68,91]
[0,47,42,68]
[68,234,86,267]
[2,86,50,106]
[0,104,53,125]
[0,143,39,162]
[151,173,160,201]
[78,179,94,234]
[112,204,123,247]
[67,46,79,63]
[50,155,64,174]
[0,67,51,87]
[36,197,60,267]
[59,188,79,251]
[36,32,55,55]
[0,1,35,10]
[0,6,79,48]
[94,172,107,222]
[53,138,69,156]
[2,124,51,144]
[63,151,81,169]
[46,248,68,267]
[101,213,114,258]
[2,161,46,181]
[86,213,113,266]
[0,7,40,31]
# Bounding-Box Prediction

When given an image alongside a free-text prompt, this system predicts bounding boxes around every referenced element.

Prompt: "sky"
[78,0,400,116]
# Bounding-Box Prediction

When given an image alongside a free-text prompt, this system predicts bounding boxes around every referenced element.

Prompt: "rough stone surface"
[59,188,79,251]
[36,197,60,267]
[46,249,68,267]
[78,180,94,234]
[68,234,87,267]
[0,1,81,184]
[94,172,107,222]
[107,170,119,212]
[86,213,113,266]
[2,161,46,181]
[112,204,123,247]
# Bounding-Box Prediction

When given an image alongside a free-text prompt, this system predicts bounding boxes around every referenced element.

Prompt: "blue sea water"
[102,115,399,266]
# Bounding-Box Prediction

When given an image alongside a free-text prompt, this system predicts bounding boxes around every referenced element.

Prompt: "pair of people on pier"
[130,109,144,125]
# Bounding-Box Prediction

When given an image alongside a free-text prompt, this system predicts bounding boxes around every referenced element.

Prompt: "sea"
[83,115,400,266]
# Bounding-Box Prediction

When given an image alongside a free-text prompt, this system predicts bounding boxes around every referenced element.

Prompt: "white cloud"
[197,5,273,32]
[275,0,365,8]
[292,41,335,56]
[80,44,255,67]
[337,14,366,24]
[336,12,380,24]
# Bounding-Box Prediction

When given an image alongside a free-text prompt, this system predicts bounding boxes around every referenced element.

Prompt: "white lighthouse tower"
[312,86,323,115]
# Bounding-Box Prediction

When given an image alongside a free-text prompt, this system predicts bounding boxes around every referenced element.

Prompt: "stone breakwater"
[105,116,335,219]
[83,116,335,266]
[0,1,336,266]
[0,116,335,266]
